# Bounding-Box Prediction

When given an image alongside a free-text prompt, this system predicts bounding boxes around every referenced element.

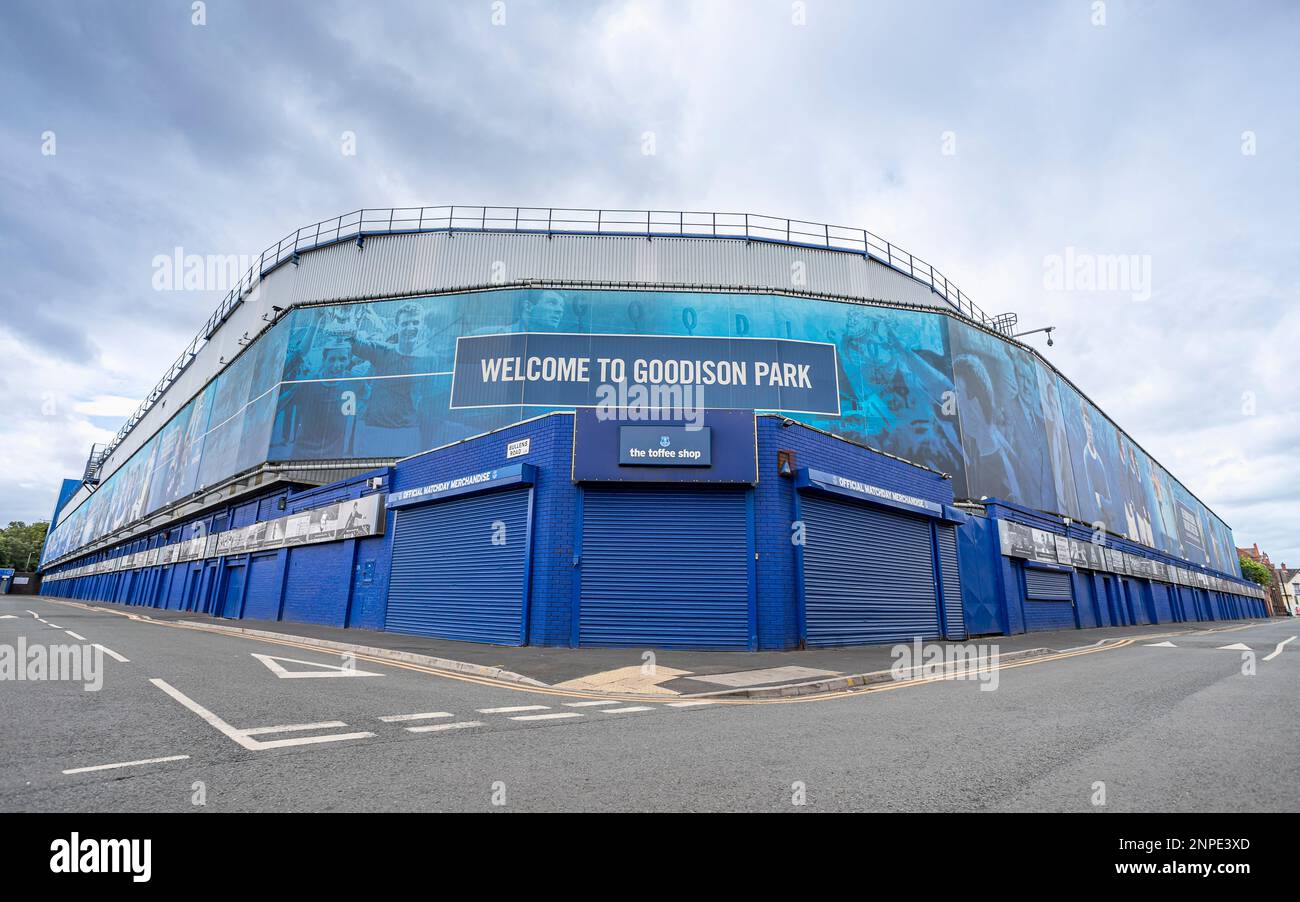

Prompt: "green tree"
[1239,555,1273,587]
[0,521,49,571]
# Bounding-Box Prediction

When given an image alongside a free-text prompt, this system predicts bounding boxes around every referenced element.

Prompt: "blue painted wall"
[40,414,1265,648]
[962,498,1263,635]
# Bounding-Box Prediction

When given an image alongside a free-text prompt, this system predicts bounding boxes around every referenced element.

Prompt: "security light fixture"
[1013,326,1056,347]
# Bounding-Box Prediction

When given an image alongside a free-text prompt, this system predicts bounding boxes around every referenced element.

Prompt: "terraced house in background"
[37,207,1268,649]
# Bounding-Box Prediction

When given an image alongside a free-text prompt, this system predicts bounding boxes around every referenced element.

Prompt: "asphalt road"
[2,595,1296,812]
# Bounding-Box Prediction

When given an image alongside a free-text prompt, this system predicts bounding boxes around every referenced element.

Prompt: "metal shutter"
[1023,566,1076,631]
[579,486,751,649]
[800,493,940,647]
[937,525,966,640]
[387,488,531,645]
[243,553,282,621]
[1025,568,1073,601]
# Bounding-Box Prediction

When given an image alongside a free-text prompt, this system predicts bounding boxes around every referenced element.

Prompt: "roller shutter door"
[937,525,966,640]
[579,486,751,649]
[1025,568,1072,601]
[800,493,940,647]
[387,489,531,645]
[1022,567,1076,631]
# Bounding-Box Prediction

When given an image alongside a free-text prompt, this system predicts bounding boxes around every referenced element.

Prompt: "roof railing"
[95,206,1008,473]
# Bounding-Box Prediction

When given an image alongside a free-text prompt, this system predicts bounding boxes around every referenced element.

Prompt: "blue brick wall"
[973,499,1262,635]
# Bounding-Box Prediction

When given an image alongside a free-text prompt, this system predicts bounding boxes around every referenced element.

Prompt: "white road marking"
[65,630,86,641]
[562,700,623,708]
[1144,641,1177,647]
[665,700,714,707]
[243,721,349,736]
[94,644,130,663]
[406,721,483,733]
[245,730,375,750]
[1217,643,1252,651]
[378,712,454,723]
[151,678,260,751]
[511,712,583,721]
[45,623,63,629]
[0,614,18,619]
[478,705,549,714]
[25,610,39,618]
[149,678,374,751]
[251,653,383,679]
[62,754,191,775]
[599,706,655,714]
[1263,636,1296,662]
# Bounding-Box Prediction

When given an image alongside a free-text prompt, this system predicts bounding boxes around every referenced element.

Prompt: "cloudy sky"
[1,0,1297,563]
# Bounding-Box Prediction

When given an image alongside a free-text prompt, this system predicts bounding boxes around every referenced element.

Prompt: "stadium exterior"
[38,207,1266,648]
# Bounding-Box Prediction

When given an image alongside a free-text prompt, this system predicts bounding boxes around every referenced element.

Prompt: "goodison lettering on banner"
[451,332,840,415]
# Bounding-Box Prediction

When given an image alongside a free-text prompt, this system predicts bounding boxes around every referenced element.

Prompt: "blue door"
[152,569,169,608]
[243,553,283,621]
[387,488,533,645]
[799,492,941,647]
[579,486,752,649]
[220,565,246,619]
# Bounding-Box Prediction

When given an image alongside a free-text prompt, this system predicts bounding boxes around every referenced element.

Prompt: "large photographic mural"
[43,288,1240,575]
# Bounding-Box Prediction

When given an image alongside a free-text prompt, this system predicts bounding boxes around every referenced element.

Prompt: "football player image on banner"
[830,306,962,484]
[1036,366,1082,521]
[1146,460,1184,557]
[1117,434,1155,547]
[273,304,369,460]
[1059,381,1125,534]
[949,325,1056,512]
[349,302,440,458]
[40,287,1243,580]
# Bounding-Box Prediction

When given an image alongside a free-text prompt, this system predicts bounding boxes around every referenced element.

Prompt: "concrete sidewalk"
[43,595,1246,697]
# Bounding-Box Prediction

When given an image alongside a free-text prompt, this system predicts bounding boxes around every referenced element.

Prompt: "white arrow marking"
[1217,643,1252,651]
[251,653,382,679]
[1263,636,1296,662]
[1144,641,1178,647]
